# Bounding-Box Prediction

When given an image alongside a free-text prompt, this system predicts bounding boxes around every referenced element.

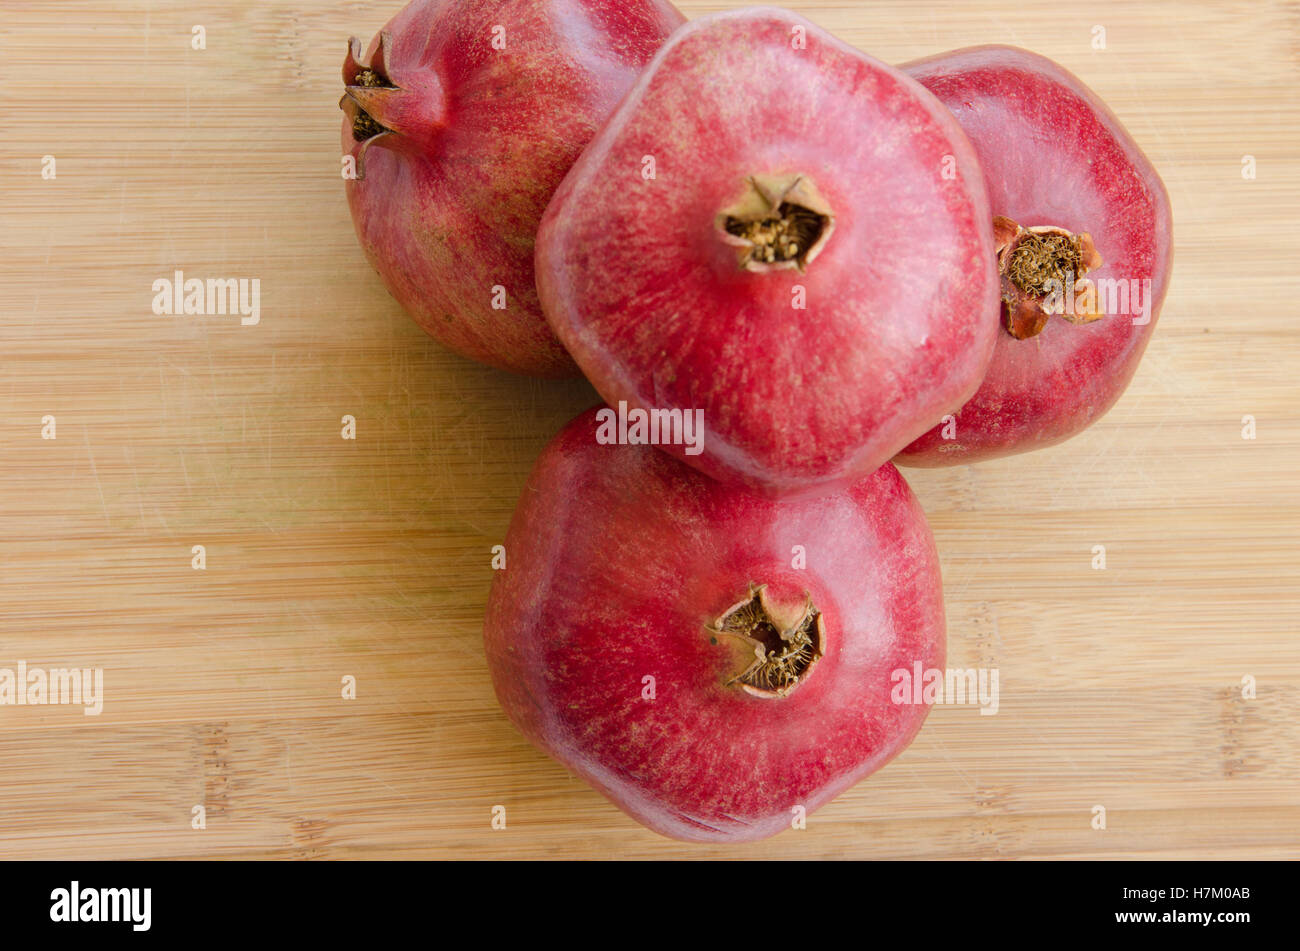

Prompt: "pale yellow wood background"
[1,0,1297,859]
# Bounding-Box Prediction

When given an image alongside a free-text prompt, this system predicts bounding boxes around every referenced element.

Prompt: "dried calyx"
[340,32,445,179]
[709,584,824,698]
[718,175,835,272]
[994,215,1105,339]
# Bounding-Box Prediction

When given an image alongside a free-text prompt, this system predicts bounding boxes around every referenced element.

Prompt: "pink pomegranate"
[340,0,685,376]
[896,46,1174,466]
[483,407,945,842]
[534,8,998,495]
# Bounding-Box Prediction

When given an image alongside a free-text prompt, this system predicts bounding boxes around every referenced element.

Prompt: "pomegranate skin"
[341,0,685,377]
[896,46,1174,466]
[535,8,998,495]
[483,407,945,843]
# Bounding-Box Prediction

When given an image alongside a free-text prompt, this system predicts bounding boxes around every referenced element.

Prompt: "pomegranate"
[534,8,998,495]
[896,46,1174,466]
[483,407,945,842]
[340,0,685,376]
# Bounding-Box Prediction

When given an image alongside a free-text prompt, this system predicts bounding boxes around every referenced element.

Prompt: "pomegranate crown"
[340,32,445,179]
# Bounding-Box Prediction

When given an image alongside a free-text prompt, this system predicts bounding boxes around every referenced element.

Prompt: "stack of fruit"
[340,0,1172,842]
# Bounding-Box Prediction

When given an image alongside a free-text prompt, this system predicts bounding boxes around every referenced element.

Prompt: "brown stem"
[708,584,824,698]
[339,33,446,179]
[995,215,1105,339]
[717,175,835,273]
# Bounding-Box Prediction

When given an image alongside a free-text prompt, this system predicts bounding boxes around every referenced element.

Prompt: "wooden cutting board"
[2,0,1297,859]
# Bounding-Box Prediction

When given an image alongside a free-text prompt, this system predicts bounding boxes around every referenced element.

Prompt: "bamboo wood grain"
[1,0,1297,859]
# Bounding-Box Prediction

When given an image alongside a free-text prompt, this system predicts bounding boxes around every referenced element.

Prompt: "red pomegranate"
[483,407,946,842]
[340,0,685,376]
[896,46,1174,466]
[534,8,998,495]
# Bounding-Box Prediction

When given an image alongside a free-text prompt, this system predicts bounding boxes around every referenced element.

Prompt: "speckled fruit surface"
[483,407,945,842]
[341,0,685,376]
[536,7,998,493]
[896,46,1174,466]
